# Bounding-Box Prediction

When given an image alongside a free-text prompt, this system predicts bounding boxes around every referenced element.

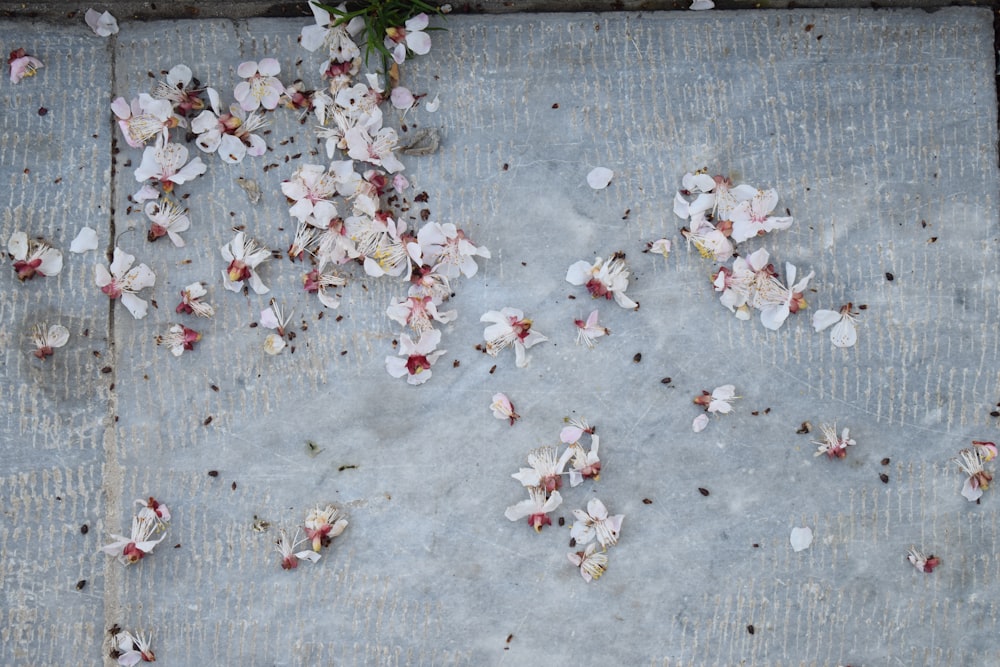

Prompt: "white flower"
[694,384,738,414]
[385,329,445,385]
[275,529,321,570]
[481,307,548,368]
[156,324,201,357]
[386,294,456,333]
[114,630,155,667]
[134,142,207,192]
[191,88,268,163]
[574,309,609,348]
[8,49,42,84]
[586,167,614,190]
[8,231,62,280]
[571,498,624,548]
[504,487,562,532]
[681,211,733,262]
[384,13,432,64]
[559,417,595,446]
[304,505,348,552]
[954,446,993,502]
[300,1,364,56]
[95,247,156,319]
[361,216,419,279]
[713,248,772,318]
[144,198,191,247]
[85,9,119,36]
[234,58,284,111]
[152,64,206,117]
[101,515,164,565]
[490,392,519,425]
[176,282,215,318]
[69,226,99,254]
[220,231,270,294]
[30,324,69,359]
[567,435,601,487]
[730,188,794,243]
[512,446,573,493]
[282,164,339,228]
[417,222,490,279]
[812,303,859,348]
[111,94,175,148]
[812,423,856,459]
[303,267,348,308]
[346,126,405,173]
[568,543,609,582]
[566,252,638,310]
[758,262,814,331]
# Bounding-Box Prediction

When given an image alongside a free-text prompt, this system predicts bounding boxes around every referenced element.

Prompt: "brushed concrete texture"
[1,7,999,666]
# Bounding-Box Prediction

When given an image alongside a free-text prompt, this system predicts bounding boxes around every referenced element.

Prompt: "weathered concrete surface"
[1,7,999,666]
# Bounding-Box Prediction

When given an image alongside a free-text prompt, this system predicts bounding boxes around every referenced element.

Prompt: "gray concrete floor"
[2,6,999,666]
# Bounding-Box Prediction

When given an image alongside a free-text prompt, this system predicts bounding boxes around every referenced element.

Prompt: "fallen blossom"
[954,444,993,502]
[135,496,171,526]
[730,188,793,243]
[30,324,69,359]
[220,231,270,294]
[512,446,573,493]
[144,198,191,247]
[907,547,940,574]
[8,48,42,84]
[300,1,364,56]
[758,262,814,331]
[681,211,733,262]
[385,329,445,385]
[390,86,415,110]
[263,334,286,356]
[571,498,624,548]
[345,126,405,173]
[586,167,614,190]
[275,529,321,570]
[694,384,738,414]
[8,231,62,280]
[304,505,348,552]
[386,294,456,332]
[134,142,207,193]
[568,543,608,582]
[490,393,520,425]
[152,64,205,117]
[560,417,595,445]
[111,94,176,148]
[156,324,201,357]
[191,88,269,163]
[234,58,284,112]
[385,13,432,64]
[101,515,164,565]
[812,424,856,459]
[790,526,813,552]
[176,282,215,318]
[812,303,860,348]
[575,309,609,348]
[85,9,119,36]
[690,0,715,8]
[95,247,156,319]
[644,238,671,259]
[482,307,548,368]
[113,629,155,666]
[567,435,601,486]
[281,163,338,228]
[417,222,491,279]
[70,226,99,253]
[504,487,562,532]
[303,267,347,308]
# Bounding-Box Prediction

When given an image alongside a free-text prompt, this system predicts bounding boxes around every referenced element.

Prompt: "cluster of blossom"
[564,251,639,348]
[954,441,996,502]
[691,384,738,432]
[274,504,348,570]
[101,497,170,565]
[110,629,155,666]
[7,231,73,358]
[504,418,623,582]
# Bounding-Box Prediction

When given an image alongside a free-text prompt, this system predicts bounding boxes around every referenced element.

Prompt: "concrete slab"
[1,6,998,666]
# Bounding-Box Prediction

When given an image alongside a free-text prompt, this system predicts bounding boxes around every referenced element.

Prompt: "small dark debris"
[249,322,258,328]
[751,411,760,416]
[660,377,672,385]
[881,457,891,466]
[764,408,771,414]
[796,421,812,434]
[210,384,219,392]
[76,580,86,590]
[569,537,576,547]
[521,261,527,266]
[502,163,509,171]
[622,208,630,220]
[335,314,343,322]
[928,237,938,243]
[805,23,813,31]
[551,103,559,109]
[879,473,889,484]
[203,416,213,426]
[642,498,653,505]
[338,464,358,471]
[568,294,576,299]
[100,366,112,374]
[489,364,497,375]
[38,107,48,116]
[991,411,1000,417]
[231,482,237,490]
[173,543,181,548]
[80,524,89,534]
[885,272,894,281]
[414,191,429,203]
[859,304,868,310]
[340,350,347,356]
[747,624,755,635]
[752,543,759,548]
[109,383,115,392]
[453,360,460,368]
[558,517,565,526]
[208,470,219,477]
[698,487,710,496]
[633,353,642,363]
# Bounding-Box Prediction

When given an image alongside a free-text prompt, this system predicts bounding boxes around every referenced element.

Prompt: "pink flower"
[385,329,445,385]
[384,13,432,64]
[134,142,207,193]
[234,58,284,111]
[730,188,793,243]
[303,267,347,309]
[8,48,42,84]
[113,629,155,666]
[812,424,856,459]
[566,252,638,310]
[8,231,62,281]
[275,529,321,570]
[504,487,562,532]
[490,393,520,425]
[386,294,456,333]
[304,505,348,552]
[907,547,940,574]
[156,324,202,357]
[570,498,624,548]
[176,282,215,318]
[512,446,572,493]
[144,198,191,247]
[191,88,269,163]
[111,94,176,148]
[481,307,548,368]
[574,309,609,348]
[417,222,490,279]
[101,515,164,565]
[220,231,270,294]
[95,247,156,320]
[30,324,69,360]
[568,543,608,582]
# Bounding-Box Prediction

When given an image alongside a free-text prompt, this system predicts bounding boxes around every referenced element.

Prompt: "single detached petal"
[70,226,99,253]
[587,167,614,190]
[790,526,813,552]
[85,9,119,36]
[390,86,415,110]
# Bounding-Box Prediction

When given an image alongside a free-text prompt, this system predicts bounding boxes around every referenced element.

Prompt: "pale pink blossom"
[156,324,201,357]
[152,64,206,117]
[346,126,405,173]
[812,424,856,459]
[275,529,321,570]
[234,58,284,111]
[907,547,941,574]
[8,231,62,280]
[643,238,671,259]
[144,198,190,247]
[134,142,207,193]
[30,324,69,360]
[386,294,456,333]
[574,309,608,348]
[758,262,814,331]
[481,307,548,368]
[566,252,638,310]
[220,231,270,294]
[300,1,364,56]
[111,94,176,148]
[303,267,347,308]
[694,384,738,414]
[135,496,171,526]
[176,282,215,318]
[191,88,268,163]
[95,247,155,319]
[567,435,601,487]
[730,188,793,243]
[570,498,624,548]
[114,630,155,666]
[8,48,42,84]
[559,417,595,446]
[385,329,445,385]
[490,393,520,425]
[812,303,860,348]
[417,222,490,279]
[504,487,562,532]
[568,543,608,582]
[281,164,338,228]
[512,446,573,493]
[390,86,415,110]
[101,515,164,565]
[681,211,733,262]
[955,445,994,502]
[384,13,432,64]
[304,505,348,552]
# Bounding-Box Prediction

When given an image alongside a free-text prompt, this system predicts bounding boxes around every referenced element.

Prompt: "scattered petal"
[587,167,614,190]
[790,526,813,552]
[70,226,99,253]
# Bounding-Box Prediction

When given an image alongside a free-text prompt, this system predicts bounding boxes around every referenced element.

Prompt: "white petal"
[565,260,593,286]
[811,309,841,332]
[425,94,440,112]
[790,526,813,552]
[829,319,858,348]
[300,24,328,52]
[236,61,258,78]
[70,227,99,253]
[109,247,135,276]
[673,192,690,219]
[120,293,149,320]
[962,478,984,502]
[257,58,281,77]
[46,324,70,347]
[406,31,432,55]
[692,414,709,432]
[587,167,614,190]
[263,334,286,355]
[390,86,415,110]
[7,231,27,259]
[690,0,715,8]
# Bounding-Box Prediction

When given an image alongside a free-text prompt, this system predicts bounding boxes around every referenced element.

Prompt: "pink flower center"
[585,278,611,299]
[102,281,123,299]
[122,542,145,563]
[227,259,251,282]
[406,354,430,375]
[529,513,551,532]
[13,258,41,281]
